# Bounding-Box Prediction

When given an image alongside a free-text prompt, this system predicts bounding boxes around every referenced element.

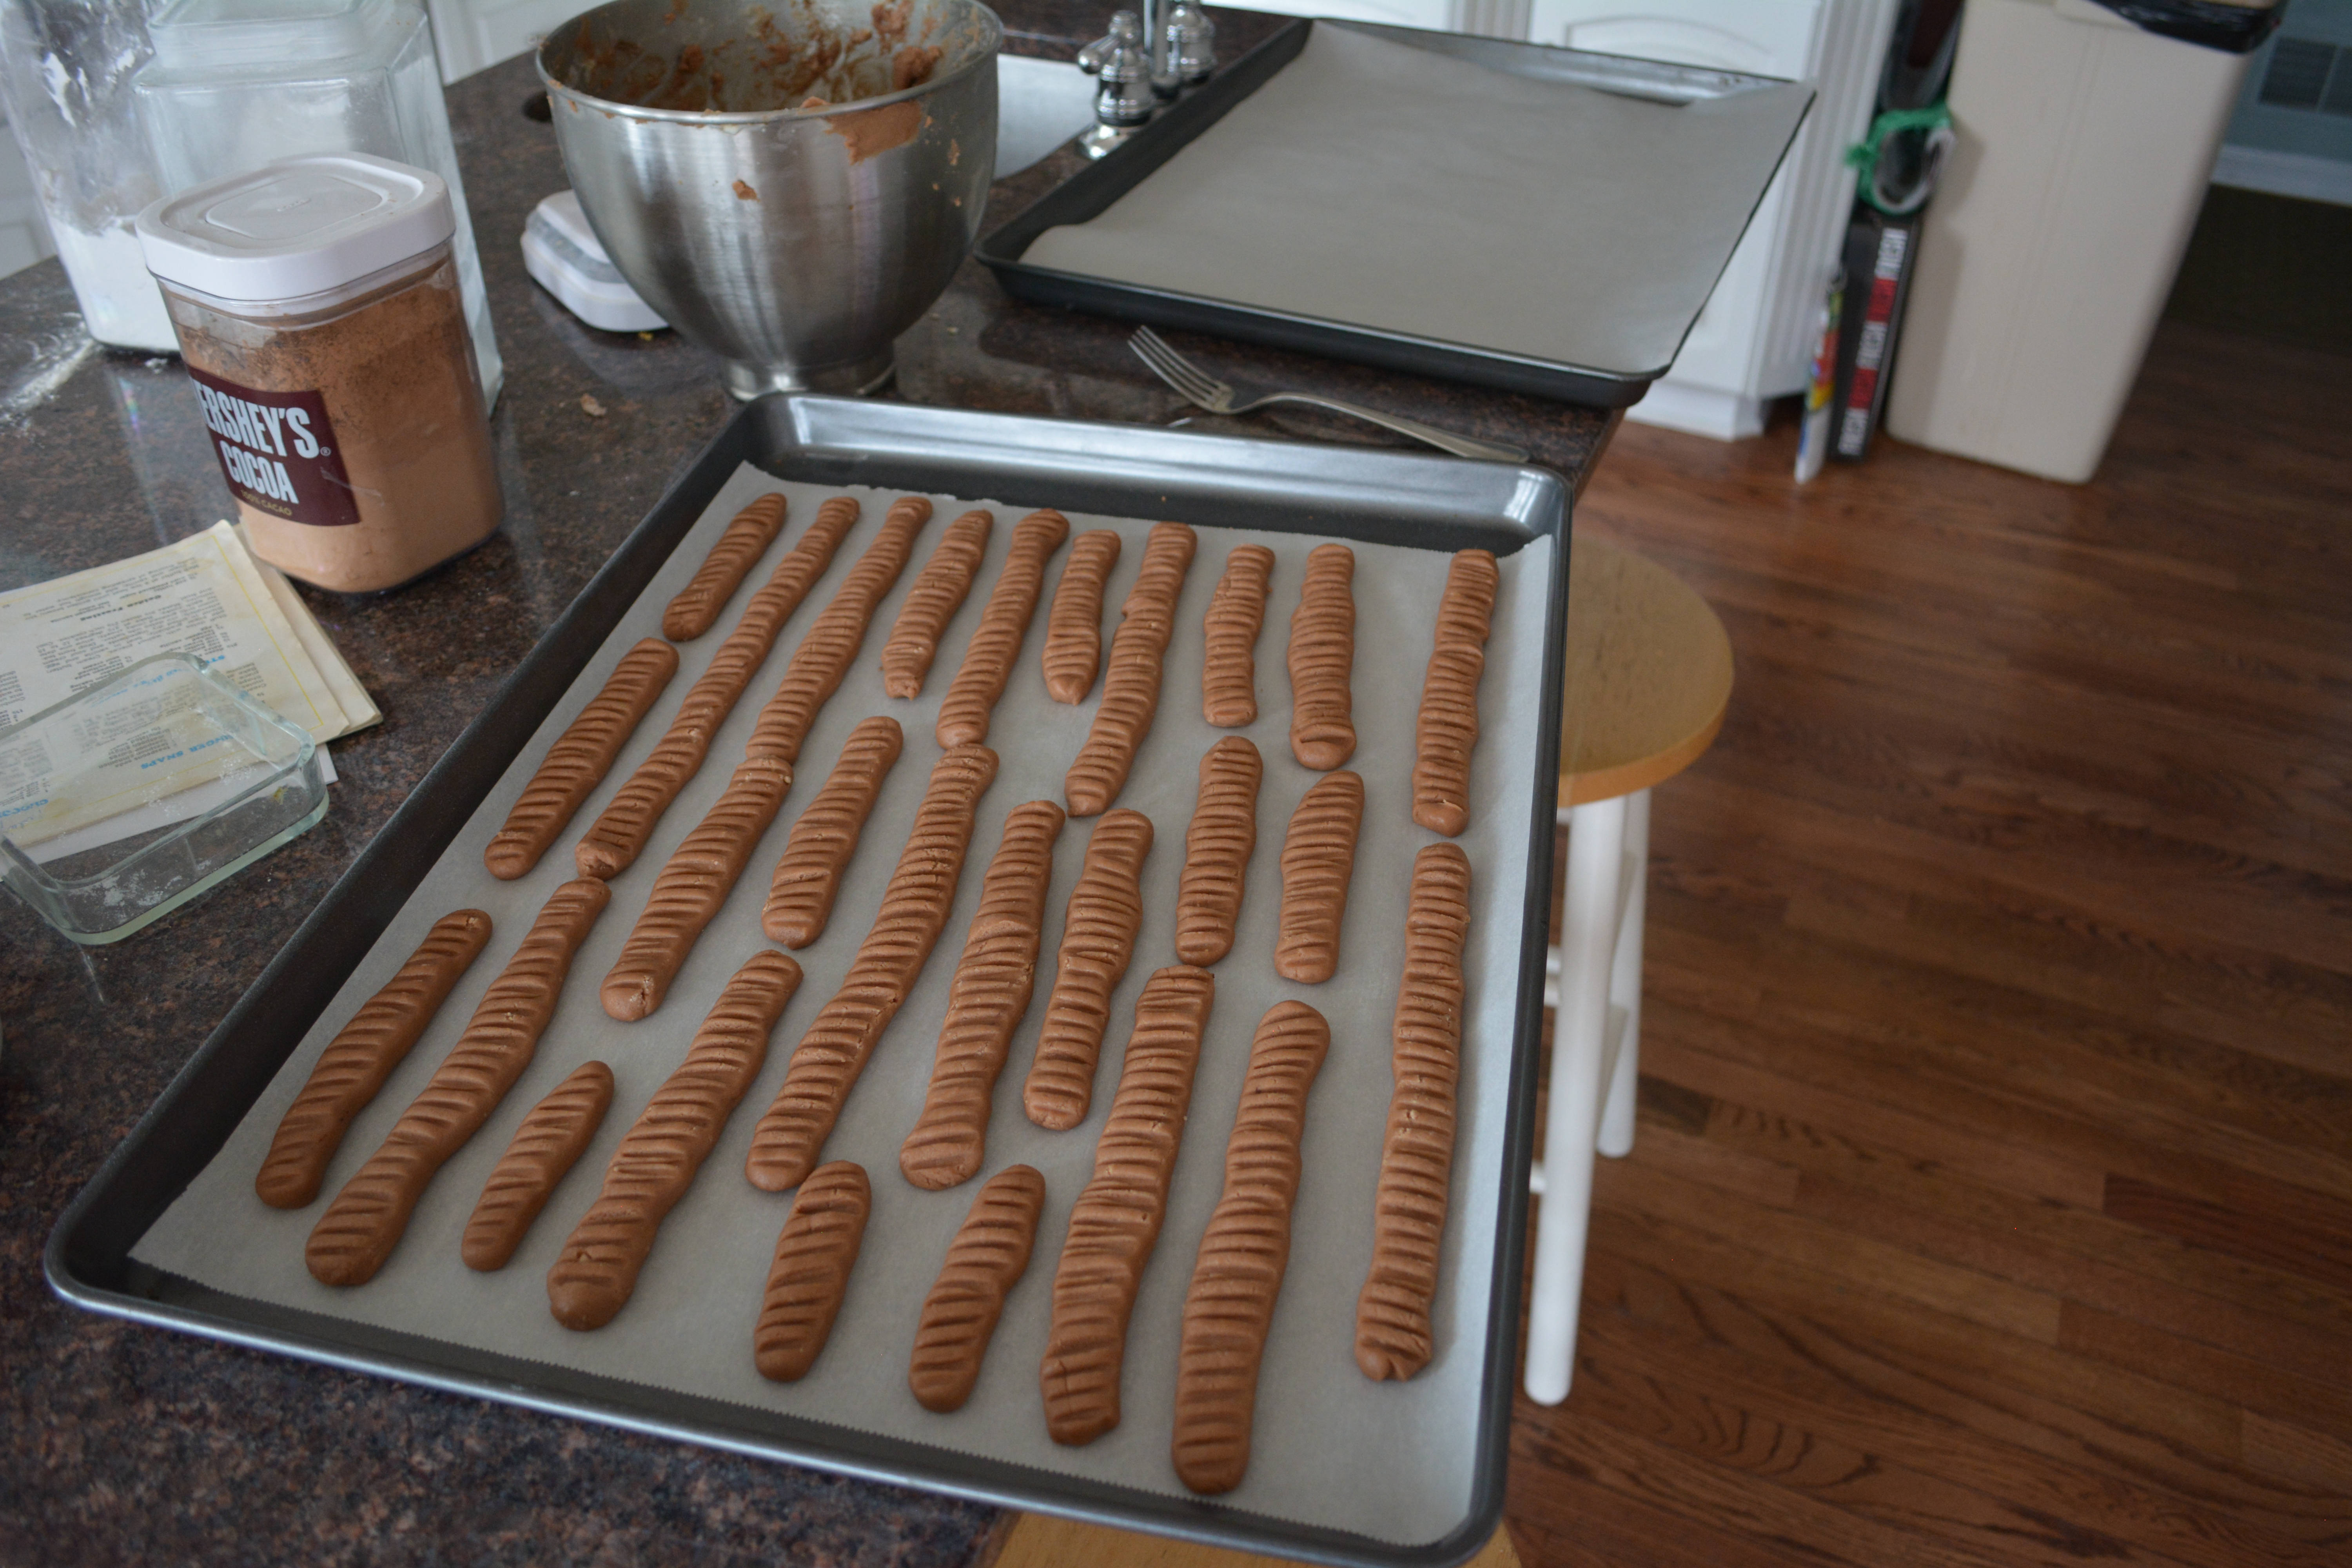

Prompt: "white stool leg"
[1598,789,1650,1159]
[1524,792,1624,1405]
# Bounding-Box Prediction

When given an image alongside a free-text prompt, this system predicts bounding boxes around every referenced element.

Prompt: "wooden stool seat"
[1529,535,1733,1406]
[1561,535,1735,806]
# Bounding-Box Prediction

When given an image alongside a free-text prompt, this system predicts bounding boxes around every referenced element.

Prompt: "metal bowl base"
[721,351,897,400]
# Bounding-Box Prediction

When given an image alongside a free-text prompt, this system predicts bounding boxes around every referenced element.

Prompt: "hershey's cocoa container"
[134,152,501,593]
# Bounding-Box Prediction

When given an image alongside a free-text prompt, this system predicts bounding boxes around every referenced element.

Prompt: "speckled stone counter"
[0,7,1613,1562]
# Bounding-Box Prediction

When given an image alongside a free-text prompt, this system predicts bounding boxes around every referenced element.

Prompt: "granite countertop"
[0,5,1613,1560]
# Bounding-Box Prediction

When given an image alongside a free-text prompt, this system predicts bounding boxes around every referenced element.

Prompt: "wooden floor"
[1505,320,2352,1568]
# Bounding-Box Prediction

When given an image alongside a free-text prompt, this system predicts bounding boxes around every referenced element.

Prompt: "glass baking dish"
[0,652,328,944]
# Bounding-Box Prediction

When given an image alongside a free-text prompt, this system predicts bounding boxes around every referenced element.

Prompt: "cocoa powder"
[165,245,501,594]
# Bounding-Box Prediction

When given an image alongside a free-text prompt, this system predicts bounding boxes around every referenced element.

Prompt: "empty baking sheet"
[51,396,1566,1568]
[992,21,1812,401]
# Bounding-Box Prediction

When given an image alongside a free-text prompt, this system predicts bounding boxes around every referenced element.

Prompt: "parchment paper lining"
[132,463,1550,1548]
[1023,24,1812,376]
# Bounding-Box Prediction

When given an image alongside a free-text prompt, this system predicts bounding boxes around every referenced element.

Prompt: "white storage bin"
[1885,0,2252,483]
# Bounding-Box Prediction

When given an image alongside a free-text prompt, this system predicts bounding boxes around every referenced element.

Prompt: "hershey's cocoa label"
[185,367,361,528]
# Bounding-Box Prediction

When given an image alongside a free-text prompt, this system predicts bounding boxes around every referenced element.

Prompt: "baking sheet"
[129,461,1550,1548]
[1022,24,1812,378]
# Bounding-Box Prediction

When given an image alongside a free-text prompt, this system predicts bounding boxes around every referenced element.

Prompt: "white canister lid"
[136,152,456,303]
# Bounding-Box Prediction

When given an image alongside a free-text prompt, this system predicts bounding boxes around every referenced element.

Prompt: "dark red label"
[185,367,361,527]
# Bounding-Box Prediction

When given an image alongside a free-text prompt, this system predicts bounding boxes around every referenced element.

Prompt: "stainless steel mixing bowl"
[539,0,1000,398]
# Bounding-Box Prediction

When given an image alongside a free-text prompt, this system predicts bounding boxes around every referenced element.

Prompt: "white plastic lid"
[136,152,456,302]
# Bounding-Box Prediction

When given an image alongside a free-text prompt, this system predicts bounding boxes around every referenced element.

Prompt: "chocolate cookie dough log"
[753,1160,872,1381]
[1172,1000,1330,1494]
[1039,965,1215,1445]
[744,744,999,1192]
[936,510,1070,748]
[762,715,904,948]
[1021,808,1153,1131]
[662,491,787,641]
[256,909,494,1209]
[1040,528,1122,704]
[880,508,992,699]
[485,640,679,880]
[1411,548,1500,837]
[1173,737,1261,966]
[745,495,933,765]
[1201,543,1275,728]
[576,496,863,878]
[459,1060,614,1272]
[1065,521,1197,816]
[1272,770,1364,984]
[1286,541,1357,770]
[909,1164,1047,1412]
[1356,841,1472,1381]
[600,756,794,1022]
[306,879,611,1286]
[900,801,1067,1189]
[548,950,802,1330]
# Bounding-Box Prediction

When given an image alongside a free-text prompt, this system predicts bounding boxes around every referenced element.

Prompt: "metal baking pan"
[978,18,1807,408]
[47,394,1567,1568]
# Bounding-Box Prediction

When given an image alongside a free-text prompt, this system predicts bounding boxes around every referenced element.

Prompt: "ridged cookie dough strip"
[256,909,494,1209]
[1172,1000,1331,1494]
[909,1164,1047,1412]
[1355,842,1472,1381]
[459,1060,614,1272]
[600,757,794,1022]
[1201,544,1274,728]
[577,496,862,878]
[547,950,803,1330]
[662,492,788,641]
[745,495,934,764]
[486,641,679,880]
[753,1160,872,1381]
[1286,541,1357,770]
[745,744,1000,1192]
[1065,521,1198,815]
[1021,808,1154,1131]
[1272,770,1364,984]
[1039,965,1216,1446]
[1040,529,1122,704]
[880,508,993,699]
[1411,549,1500,837]
[1173,737,1261,966]
[762,715,905,948]
[306,879,611,1286]
[900,801,1067,1189]
[936,510,1071,748]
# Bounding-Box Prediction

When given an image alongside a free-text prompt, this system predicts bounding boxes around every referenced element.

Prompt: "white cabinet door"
[1528,0,1821,73]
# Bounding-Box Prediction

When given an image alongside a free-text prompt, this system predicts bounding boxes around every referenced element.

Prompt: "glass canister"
[135,152,502,594]
[0,0,176,350]
[133,0,503,403]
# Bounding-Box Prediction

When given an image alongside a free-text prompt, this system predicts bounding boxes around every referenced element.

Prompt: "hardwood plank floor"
[1507,320,2352,1567]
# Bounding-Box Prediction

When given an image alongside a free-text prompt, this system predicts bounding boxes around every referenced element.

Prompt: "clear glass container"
[0,653,328,944]
[134,0,503,403]
[158,238,503,593]
[0,0,177,350]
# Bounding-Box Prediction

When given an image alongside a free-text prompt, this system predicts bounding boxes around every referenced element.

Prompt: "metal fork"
[1129,327,1530,463]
